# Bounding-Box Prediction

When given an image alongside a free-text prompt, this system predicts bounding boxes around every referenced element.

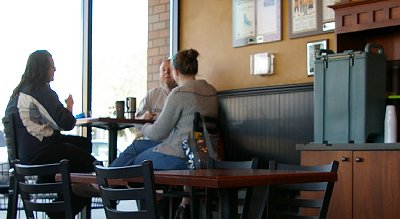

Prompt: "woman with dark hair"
[111,49,218,217]
[112,48,217,168]
[111,48,217,169]
[5,50,96,218]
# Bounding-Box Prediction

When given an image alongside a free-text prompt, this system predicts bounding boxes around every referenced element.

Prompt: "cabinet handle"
[355,157,363,162]
[340,157,349,162]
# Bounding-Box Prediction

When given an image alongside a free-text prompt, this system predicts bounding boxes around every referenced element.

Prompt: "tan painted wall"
[179,0,336,91]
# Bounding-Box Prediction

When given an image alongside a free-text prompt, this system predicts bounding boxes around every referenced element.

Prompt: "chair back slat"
[208,158,258,169]
[278,182,328,191]
[275,196,323,208]
[23,202,66,213]
[272,161,337,172]
[14,162,63,175]
[100,187,147,201]
[18,182,64,194]
[94,160,159,219]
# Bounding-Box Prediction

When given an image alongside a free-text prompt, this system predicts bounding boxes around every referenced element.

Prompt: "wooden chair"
[265,160,339,219]
[14,159,74,219]
[205,157,259,219]
[161,112,221,218]
[94,160,159,219]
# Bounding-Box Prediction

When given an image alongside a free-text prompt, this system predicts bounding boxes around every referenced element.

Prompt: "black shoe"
[174,204,190,219]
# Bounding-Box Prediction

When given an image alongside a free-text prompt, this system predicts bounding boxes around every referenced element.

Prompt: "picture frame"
[232,0,281,47]
[289,0,334,39]
[307,39,328,76]
[322,0,337,31]
[322,0,336,23]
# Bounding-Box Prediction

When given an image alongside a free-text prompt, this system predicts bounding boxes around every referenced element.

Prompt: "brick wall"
[148,0,170,90]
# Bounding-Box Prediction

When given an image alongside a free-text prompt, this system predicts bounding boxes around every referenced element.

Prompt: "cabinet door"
[301,151,353,219]
[353,151,400,219]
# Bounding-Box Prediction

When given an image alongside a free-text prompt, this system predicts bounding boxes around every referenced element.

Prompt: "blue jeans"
[110,139,187,170]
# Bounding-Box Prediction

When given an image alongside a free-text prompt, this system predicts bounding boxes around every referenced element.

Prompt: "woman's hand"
[65,94,74,112]
[143,111,156,120]
[136,111,156,120]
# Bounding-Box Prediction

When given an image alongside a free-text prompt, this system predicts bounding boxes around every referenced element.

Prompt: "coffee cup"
[115,101,125,118]
[126,97,136,119]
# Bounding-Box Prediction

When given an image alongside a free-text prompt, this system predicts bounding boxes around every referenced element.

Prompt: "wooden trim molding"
[217,83,313,97]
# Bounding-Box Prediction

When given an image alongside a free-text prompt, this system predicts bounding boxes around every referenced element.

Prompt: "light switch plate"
[323,22,335,32]
[250,52,274,76]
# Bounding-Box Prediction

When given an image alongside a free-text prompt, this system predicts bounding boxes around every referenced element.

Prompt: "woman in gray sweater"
[110,48,218,171]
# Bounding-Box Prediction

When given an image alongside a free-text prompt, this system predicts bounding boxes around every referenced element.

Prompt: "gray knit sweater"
[140,79,218,158]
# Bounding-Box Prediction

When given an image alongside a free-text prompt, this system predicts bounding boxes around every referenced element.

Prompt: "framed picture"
[307,39,328,76]
[322,0,336,23]
[322,0,338,31]
[232,0,281,47]
[255,0,281,44]
[289,0,334,39]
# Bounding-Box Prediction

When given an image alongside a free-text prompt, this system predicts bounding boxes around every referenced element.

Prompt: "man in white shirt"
[136,58,177,120]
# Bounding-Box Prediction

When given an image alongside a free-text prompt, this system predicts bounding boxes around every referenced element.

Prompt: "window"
[0,0,148,164]
[91,0,148,153]
[0,0,82,122]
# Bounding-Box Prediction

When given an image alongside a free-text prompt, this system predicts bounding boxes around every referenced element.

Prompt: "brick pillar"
[148,0,170,90]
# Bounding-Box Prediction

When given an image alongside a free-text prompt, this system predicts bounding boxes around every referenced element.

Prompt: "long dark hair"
[11,50,52,99]
[172,48,199,76]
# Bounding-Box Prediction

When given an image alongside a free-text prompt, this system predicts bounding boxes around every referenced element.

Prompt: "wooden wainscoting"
[217,83,314,167]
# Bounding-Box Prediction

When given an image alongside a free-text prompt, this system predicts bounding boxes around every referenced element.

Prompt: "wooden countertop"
[296,143,400,151]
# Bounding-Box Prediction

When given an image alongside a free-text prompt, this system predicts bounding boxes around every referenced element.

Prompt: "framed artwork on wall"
[322,0,339,31]
[307,39,328,76]
[289,0,336,39]
[232,0,281,47]
[322,0,336,23]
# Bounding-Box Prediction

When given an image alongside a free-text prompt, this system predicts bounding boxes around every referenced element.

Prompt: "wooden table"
[75,117,152,162]
[62,168,337,219]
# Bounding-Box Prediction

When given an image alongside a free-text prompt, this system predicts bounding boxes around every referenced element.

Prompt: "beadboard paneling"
[217,83,314,167]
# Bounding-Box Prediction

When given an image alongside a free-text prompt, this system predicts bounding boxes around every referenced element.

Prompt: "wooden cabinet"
[331,0,400,61]
[301,150,400,219]
[331,0,400,94]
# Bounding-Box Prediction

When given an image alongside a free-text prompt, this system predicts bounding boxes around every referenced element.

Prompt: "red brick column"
[148,0,170,90]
